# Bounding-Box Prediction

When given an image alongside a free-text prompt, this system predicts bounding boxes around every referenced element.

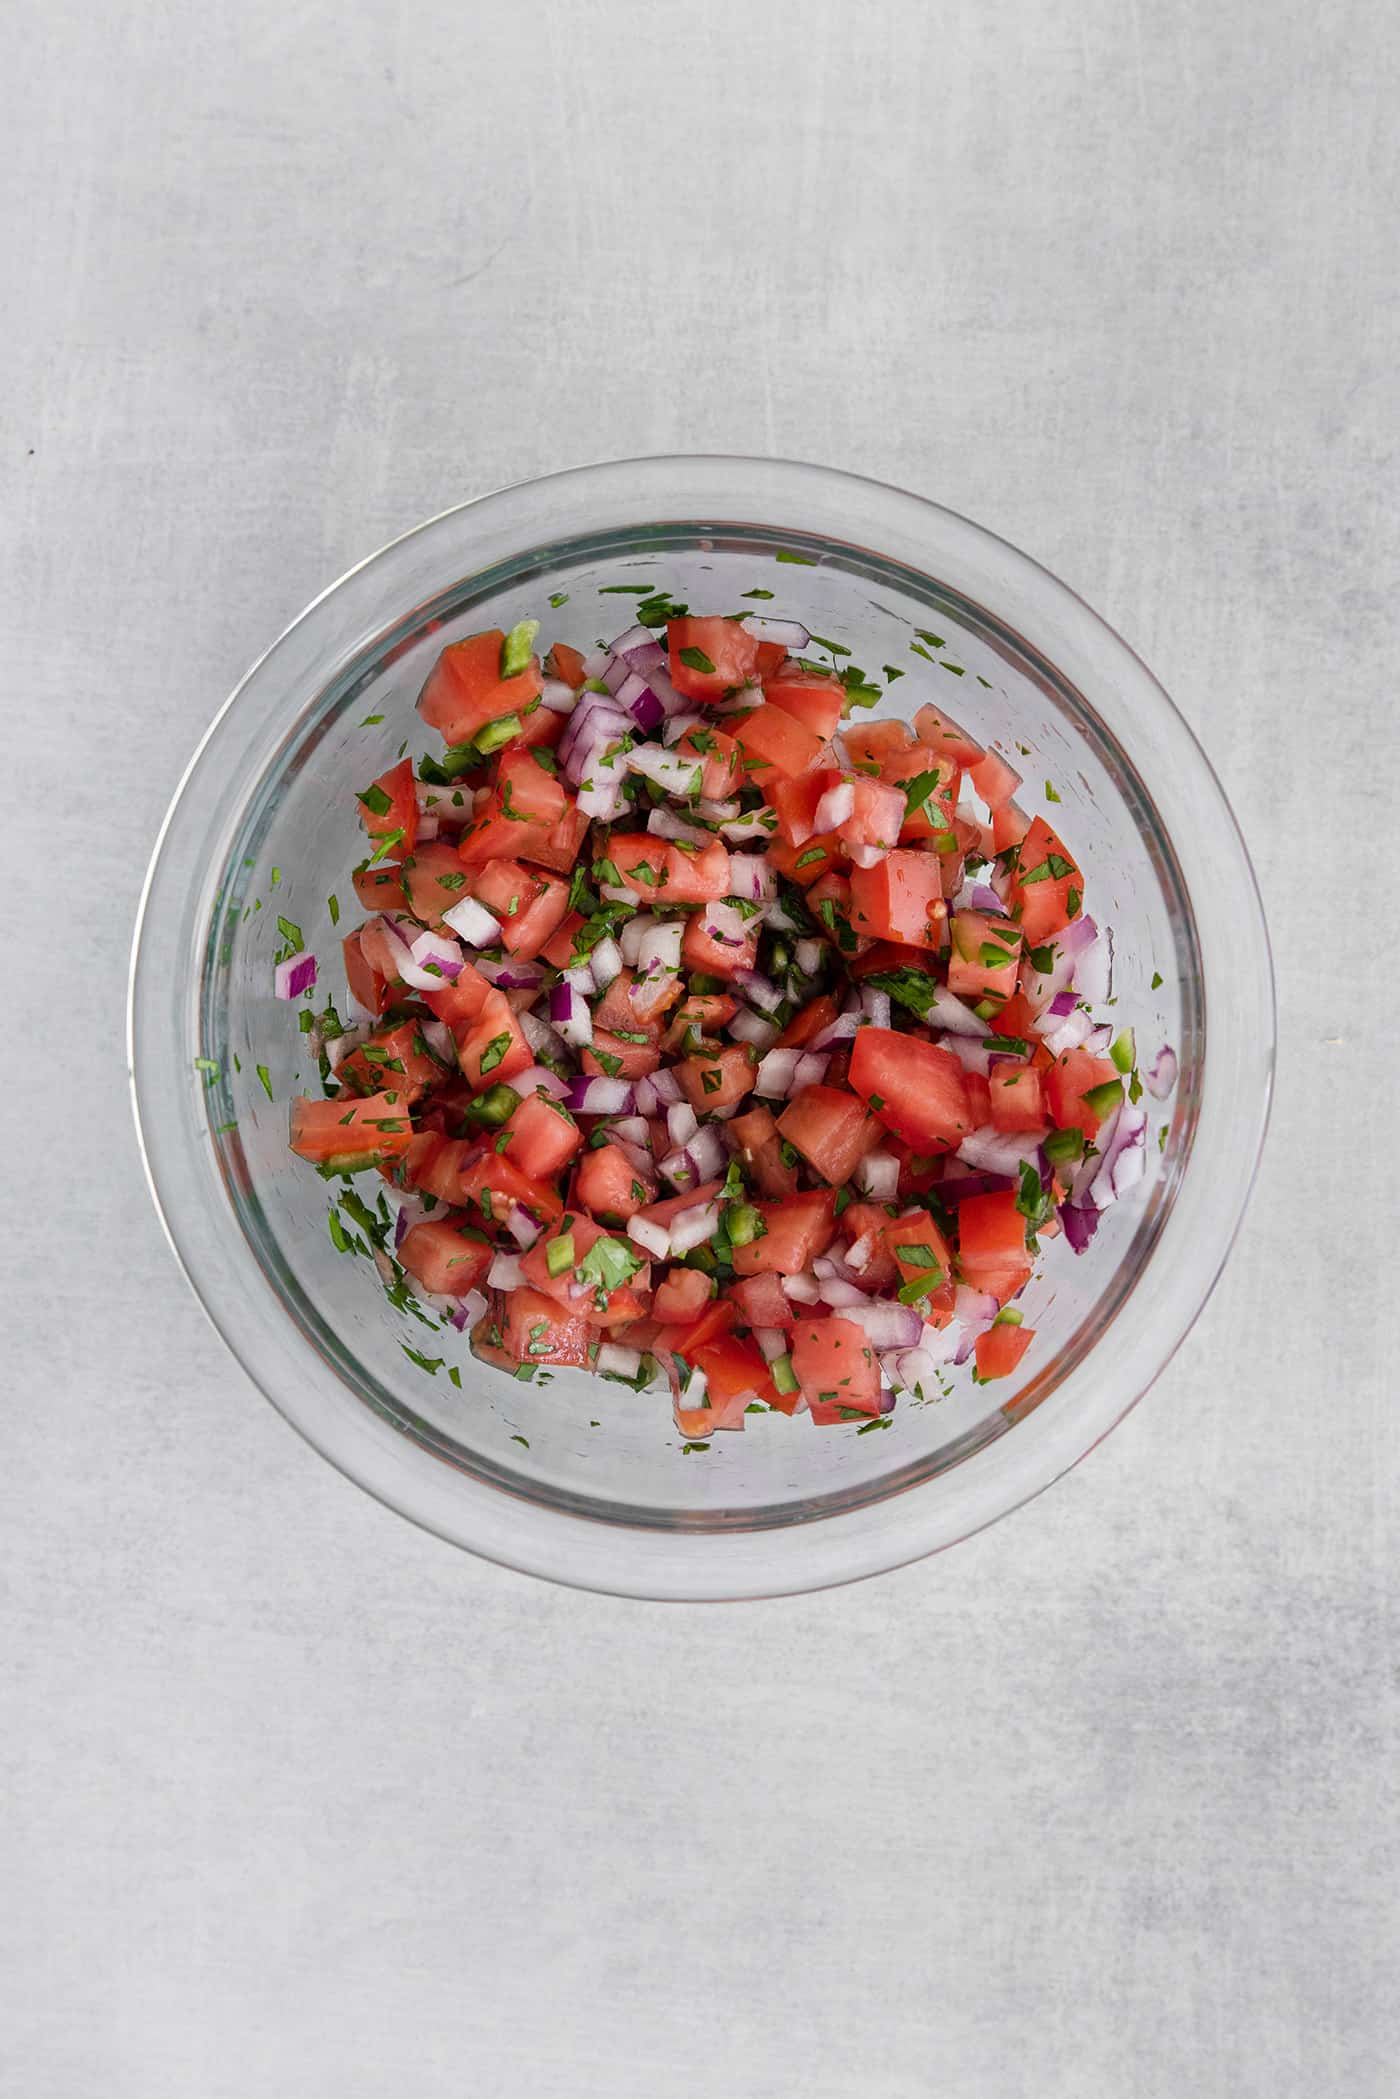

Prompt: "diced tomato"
[848,1028,973,1153]
[504,1089,581,1181]
[1011,816,1084,944]
[421,963,492,1036]
[653,1265,713,1325]
[544,641,586,688]
[766,832,846,887]
[840,1201,900,1287]
[991,800,1030,854]
[520,801,589,875]
[357,917,411,995]
[878,746,960,846]
[634,1180,726,1230]
[541,911,585,969]
[883,1211,956,1324]
[356,756,418,859]
[726,1104,800,1199]
[681,908,759,980]
[790,1315,881,1416]
[470,1314,520,1376]
[968,749,1022,809]
[947,910,1022,1002]
[661,993,736,1052]
[1045,1048,1121,1138]
[732,1189,837,1276]
[839,776,906,860]
[461,1150,562,1230]
[765,766,839,848]
[806,872,862,957]
[988,1064,1046,1134]
[844,720,913,769]
[457,989,532,1094]
[410,1136,473,1205]
[675,1042,757,1115]
[417,629,543,750]
[956,1189,1032,1302]
[991,990,1038,1040]
[693,1334,776,1409]
[849,851,947,950]
[397,1214,493,1298]
[592,971,661,1042]
[776,1085,880,1185]
[353,863,408,915]
[662,1298,737,1360]
[763,667,845,741]
[753,640,788,681]
[288,1091,413,1167]
[576,1141,655,1221]
[467,860,569,960]
[336,1019,444,1104]
[675,723,742,801]
[503,1286,592,1368]
[401,840,475,929]
[583,1028,662,1081]
[975,1321,1036,1380]
[733,703,826,782]
[778,996,840,1049]
[605,834,729,905]
[666,616,761,701]
[964,1070,992,1128]
[914,703,984,767]
[342,927,396,1016]
[730,1272,794,1327]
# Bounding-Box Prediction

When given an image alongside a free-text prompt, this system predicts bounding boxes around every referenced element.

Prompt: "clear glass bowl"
[129,457,1273,1599]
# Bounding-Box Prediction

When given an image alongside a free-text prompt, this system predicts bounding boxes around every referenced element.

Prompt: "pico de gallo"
[276,597,1174,1439]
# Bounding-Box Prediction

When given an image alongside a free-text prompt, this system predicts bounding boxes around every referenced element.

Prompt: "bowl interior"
[131,459,1272,1595]
[197,524,1193,1524]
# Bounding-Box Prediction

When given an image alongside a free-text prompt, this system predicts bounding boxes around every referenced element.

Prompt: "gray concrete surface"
[3,1,1397,2093]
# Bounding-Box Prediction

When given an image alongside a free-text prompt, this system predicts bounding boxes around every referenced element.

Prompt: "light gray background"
[4,1,1397,2093]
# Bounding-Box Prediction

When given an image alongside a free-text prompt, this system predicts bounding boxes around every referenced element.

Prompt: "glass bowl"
[129,457,1273,1599]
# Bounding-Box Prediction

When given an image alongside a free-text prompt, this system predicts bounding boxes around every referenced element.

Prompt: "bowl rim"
[128,453,1275,1599]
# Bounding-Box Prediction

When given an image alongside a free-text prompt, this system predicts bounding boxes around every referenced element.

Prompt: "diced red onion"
[754,1326,787,1362]
[610,1115,651,1146]
[647,806,707,845]
[698,898,753,951]
[793,938,825,976]
[686,1125,727,1180]
[812,1009,860,1051]
[1062,1203,1099,1254]
[818,1274,872,1308]
[754,1046,800,1097]
[735,968,785,1017]
[518,1010,567,1060]
[539,676,578,716]
[449,1287,488,1334]
[564,1075,633,1116]
[938,1170,1016,1205]
[647,1064,683,1106]
[633,1075,658,1117]
[596,1342,644,1380]
[837,1300,923,1350]
[710,687,762,717]
[407,927,464,982]
[1086,1103,1148,1209]
[728,1007,779,1051]
[420,1019,455,1064]
[785,1272,822,1304]
[476,957,544,992]
[550,981,593,1049]
[669,1201,720,1255]
[274,951,318,1000]
[325,1024,370,1072]
[615,672,666,734]
[487,1251,525,1290]
[580,649,612,683]
[667,1101,700,1148]
[627,742,704,798]
[609,624,657,663]
[1039,1007,1094,1057]
[506,1207,541,1251]
[627,1215,671,1260]
[1145,1045,1178,1099]
[859,986,892,1029]
[889,1345,944,1391]
[740,614,809,648]
[922,984,982,1036]
[938,1034,994,1077]
[813,780,855,834]
[1073,922,1113,1005]
[697,797,741,823]
[720,809,779,845]
[792,1050,830,1090]
[637,919,685,976]
[442,895,499,949]
[513,1063,569,1100]
[726,853,777,906]
[953,1286,999,1339]
[853,1150,899,1201]
[958,1129,1046,1176]
[1083,1023,1113,1054]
